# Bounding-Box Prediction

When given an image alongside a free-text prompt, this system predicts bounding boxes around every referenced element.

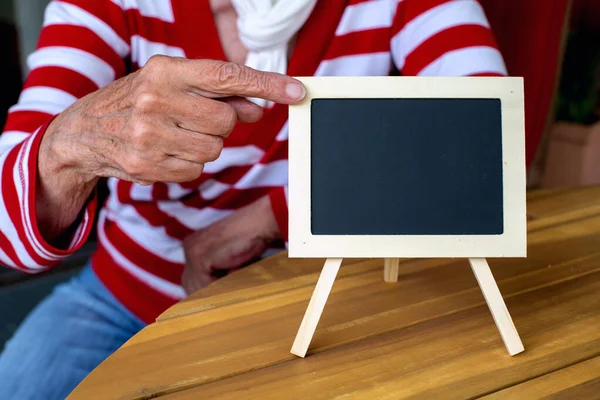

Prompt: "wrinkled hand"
[181,196,280,295]
[35,56,304,245]
[43,56,306,185]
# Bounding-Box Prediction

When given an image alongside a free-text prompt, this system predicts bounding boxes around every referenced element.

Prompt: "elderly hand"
[43,57,305,185]
[36,57,304,243]
[181,195,280,295]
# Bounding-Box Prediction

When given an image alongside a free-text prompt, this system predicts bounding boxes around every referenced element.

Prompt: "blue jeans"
[0,263,146,400]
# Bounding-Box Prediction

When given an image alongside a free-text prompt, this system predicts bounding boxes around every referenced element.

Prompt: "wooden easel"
[290,257,524,358]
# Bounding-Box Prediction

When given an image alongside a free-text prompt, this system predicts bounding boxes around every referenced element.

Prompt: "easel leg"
[469,258,524,356]
[383,258,400,282]
[291,258,343,358]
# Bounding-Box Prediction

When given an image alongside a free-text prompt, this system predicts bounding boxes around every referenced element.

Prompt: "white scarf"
[231,0,318,107]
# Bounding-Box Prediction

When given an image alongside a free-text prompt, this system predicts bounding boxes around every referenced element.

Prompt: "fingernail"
[286,82,306,100]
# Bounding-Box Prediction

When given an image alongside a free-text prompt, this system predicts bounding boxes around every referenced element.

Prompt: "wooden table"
[68,186,600,399]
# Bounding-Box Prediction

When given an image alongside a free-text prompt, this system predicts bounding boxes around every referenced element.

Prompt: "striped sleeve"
[0,0,130,272]
[390,0,507,76]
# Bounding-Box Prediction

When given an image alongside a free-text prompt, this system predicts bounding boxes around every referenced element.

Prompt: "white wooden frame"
[287,76,527,359]
[288,76,527,259]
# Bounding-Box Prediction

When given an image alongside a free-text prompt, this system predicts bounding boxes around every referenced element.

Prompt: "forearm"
[253,194,282,242]
[35,115,99,248]
[268,186,289,243]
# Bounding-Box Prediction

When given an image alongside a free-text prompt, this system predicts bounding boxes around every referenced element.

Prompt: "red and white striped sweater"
[0,0,507,323]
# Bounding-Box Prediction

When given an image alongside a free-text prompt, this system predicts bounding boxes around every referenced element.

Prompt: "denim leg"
[0,262,146,400]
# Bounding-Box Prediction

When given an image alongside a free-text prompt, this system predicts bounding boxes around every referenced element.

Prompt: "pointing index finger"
[185,59,306,105]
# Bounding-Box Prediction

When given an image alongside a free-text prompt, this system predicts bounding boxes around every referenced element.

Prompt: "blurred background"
[0,0,598,347]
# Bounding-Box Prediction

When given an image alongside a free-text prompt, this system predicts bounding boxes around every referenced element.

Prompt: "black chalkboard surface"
[310,98,503,236]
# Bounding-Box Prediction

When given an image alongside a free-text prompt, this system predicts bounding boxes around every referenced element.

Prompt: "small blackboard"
[310,98,503,236]
[287,77,529,359]
[288,77,526,259]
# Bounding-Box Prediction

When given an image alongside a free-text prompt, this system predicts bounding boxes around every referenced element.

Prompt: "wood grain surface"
[67,185,600,400]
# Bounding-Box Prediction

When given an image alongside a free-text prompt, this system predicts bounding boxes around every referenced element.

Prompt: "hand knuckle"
[130,120,152,148]
[205,137,223,161]
[144,55,168,73]
[182,164,205,182]
[251,73,269,94]
[217,62,243,86]
[138,57,162,83]
[123,155,146,177]
[135,91,159,113]
[215,105,237,135]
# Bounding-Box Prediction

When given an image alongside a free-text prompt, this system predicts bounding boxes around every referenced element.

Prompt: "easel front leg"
[291,258,343,358]
[469,258,524,356]
[384,258,400,282]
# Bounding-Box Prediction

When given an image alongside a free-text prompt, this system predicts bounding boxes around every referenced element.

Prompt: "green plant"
[555,28,600,124]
